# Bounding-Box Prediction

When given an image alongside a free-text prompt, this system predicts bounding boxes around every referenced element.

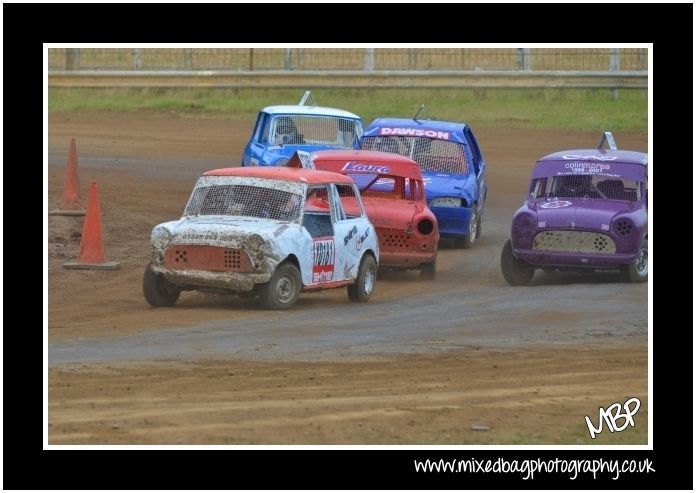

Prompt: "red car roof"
[311,150,424,181]
[203,166,355,185]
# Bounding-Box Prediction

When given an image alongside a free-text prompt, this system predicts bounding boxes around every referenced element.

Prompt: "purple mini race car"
[501,132,648,285]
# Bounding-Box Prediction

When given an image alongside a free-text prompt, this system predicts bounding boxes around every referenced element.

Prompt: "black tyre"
[621,239,648,282]
[259,262,301,309]
[143,263,181,307]
[420,258,436,280]
[456,203,478,249]
[476,207,483,238]
[348,255,377,302]
[500,239,534,286]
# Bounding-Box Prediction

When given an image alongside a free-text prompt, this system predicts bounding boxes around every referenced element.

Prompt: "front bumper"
[152,264,272,292]
[513,249,638,269]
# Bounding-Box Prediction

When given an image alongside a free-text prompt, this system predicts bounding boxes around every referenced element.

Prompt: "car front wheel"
[260,262,301,310]
[455,203,478,249]
[348,255,377,302]
[622,239,648,282]
[500,239,534,286]
[143,263,181,307]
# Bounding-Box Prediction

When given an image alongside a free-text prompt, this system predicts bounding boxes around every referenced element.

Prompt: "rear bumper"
[430,206,473,237]
[380,250,437,269]
[513,249,637,269]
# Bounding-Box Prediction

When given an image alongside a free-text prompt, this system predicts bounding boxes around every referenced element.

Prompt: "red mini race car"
[311,150,439,279]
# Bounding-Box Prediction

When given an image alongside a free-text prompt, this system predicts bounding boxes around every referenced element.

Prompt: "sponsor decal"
[564,161,612,175]
[342,162,391,174]
[313,238,335,283]
[344,225,358,246]
[562,154,617,161]
[182,232,219,240]
[601,224,610,231]
[538,221,546,228]
[540,200,573,209]
[356,228,369,250]
[379,127,451,140]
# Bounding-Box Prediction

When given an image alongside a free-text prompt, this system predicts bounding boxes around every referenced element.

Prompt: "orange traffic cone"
[63,181,120,270]
[50,138,86,216]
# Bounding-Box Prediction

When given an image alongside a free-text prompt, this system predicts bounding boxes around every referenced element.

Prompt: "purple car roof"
[538,148,648,166]
[533,148,648,181]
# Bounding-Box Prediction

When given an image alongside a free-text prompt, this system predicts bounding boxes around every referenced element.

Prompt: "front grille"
[533,231,616,254]
[164,245,253,272]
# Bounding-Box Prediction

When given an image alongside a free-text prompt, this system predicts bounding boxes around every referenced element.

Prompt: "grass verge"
[49,87,647,130]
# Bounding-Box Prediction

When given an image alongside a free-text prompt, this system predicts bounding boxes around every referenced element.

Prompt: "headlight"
[151,226,172,250]
[275,158,289,166]
[613,218,634,237]
[246,234,267,252]
[416,218,435,235]
[431,197,462,208]
[513,212,536,236]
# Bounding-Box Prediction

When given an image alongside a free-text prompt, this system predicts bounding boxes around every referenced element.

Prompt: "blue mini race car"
[359,108,487,248]
[242,91,364,167]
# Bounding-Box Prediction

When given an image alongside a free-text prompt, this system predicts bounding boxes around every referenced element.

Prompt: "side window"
[253,113,269,144]
[335,184,363,218]
[302,185,334,238]
[529,178,547,198]
[407,178,423,201]
[465,128,482,175]
[329,184,347,222]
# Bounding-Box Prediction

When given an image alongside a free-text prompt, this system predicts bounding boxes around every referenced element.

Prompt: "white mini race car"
[144,161,379,310]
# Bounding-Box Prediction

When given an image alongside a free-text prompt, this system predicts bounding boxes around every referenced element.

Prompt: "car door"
[298,184,336,285]
[329,183,366,281]
[242,112,269,166]
[465,127,487,211]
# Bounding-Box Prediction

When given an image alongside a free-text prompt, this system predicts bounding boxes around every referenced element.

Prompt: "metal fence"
[49,48,648,72]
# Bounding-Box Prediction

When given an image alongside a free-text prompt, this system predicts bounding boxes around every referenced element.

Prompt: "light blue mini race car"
[359,107,487,248]
[242,91,364,167]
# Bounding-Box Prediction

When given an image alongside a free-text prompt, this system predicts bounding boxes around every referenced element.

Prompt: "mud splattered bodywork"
[144,166,379,308]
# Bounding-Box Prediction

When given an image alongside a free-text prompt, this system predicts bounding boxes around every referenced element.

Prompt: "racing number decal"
[313,238,335,283]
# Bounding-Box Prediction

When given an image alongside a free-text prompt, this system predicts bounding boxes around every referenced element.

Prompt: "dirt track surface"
[47,111,649,444]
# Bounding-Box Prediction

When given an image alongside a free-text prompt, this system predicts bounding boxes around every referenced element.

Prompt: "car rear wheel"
[348,255,376,302]
[420,258,436,280]
[143,263,181,307]
[260,262,301,310]
[621,239,648,282]
[500,239,534,286]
